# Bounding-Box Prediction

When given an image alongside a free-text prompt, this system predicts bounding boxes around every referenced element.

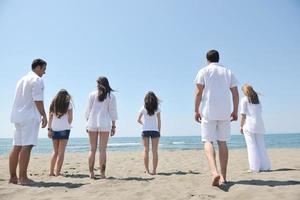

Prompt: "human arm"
[194,84,204,123]
[240,114,246,134]
[109,94,118,137]
[110,120,116,137]
[137,113,143,125]
[85,93,93,121]
[230,86,239,121]
[157,112,161,132]
[47,111,53,138]
[35,101,47,128]
[32,79,47,128]
[67,108,73,124]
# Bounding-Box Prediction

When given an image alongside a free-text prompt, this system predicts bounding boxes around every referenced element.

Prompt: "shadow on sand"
[218,179,300,192]
[270,168,300,172]
[28,181,87,188]
[157,170,200,176]
[63,173,90,178]
[106,176,155,182]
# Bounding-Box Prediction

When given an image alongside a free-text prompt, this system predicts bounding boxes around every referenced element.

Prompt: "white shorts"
[201,118,231,142]
[86,126,111,133]
[13,119,40,146]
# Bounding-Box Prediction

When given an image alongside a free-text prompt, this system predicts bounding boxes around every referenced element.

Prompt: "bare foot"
[89,172,96,179]
[100,174,106,179]
[152,171,157,175]
[9,177,18,184]
[219,175,227,184]
[212,174,220,186]
[48,173,55,176]
[19,178,33,186]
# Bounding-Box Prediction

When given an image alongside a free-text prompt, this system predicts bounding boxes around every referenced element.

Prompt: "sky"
[0,0,300,138]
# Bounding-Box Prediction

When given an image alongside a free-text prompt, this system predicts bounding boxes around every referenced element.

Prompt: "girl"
[48,89,73,176]
[85,76,118,179]
[240,84,271,172]
[137,91,161,175]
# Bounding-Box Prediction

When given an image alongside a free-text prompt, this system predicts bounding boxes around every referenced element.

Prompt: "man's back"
[10,71,44,123]
[195,63,238,120]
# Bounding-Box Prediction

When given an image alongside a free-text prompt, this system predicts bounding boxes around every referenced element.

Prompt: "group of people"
[8,50,270,187]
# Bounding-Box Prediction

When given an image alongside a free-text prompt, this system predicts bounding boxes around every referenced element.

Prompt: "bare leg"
[204,141,220,186]
[55,139,68,176]
[9,146,22,184]
[151,137,159,175]
[218,141,228,183]
[142,137,150,174]
[18,145,33,185]
[99,132,109,178]
[88,131,98,178]
[49,140,59,176]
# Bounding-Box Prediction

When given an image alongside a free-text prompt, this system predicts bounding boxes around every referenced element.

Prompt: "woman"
[137,91,161,175]
[240,84,271,172]
[85,77,118,178]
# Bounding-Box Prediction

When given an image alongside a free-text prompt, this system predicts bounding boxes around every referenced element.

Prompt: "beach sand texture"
[0,149,300,200]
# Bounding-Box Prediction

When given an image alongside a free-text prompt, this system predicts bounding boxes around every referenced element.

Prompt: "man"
[9,59,48,185]
[194,50,239,186]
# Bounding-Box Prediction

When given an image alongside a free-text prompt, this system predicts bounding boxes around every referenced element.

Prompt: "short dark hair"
[206,50,219,62]
[31,58,47,70]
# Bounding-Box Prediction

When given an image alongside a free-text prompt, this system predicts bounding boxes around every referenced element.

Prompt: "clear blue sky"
[1,0,299,138]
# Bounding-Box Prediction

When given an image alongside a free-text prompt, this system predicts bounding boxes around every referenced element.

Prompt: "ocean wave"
[172,142,185,145]
[108,143,141,147]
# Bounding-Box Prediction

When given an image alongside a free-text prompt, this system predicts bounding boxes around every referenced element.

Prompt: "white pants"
[244,130,271,172]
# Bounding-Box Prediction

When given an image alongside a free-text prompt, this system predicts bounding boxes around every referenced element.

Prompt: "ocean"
[0,133,299,155]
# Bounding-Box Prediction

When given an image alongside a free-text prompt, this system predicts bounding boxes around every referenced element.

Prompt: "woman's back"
[240,96,265,134]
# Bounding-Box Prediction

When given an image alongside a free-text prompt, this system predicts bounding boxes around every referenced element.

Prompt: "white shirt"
[139,106,160,132]
[85,91,118,128]
[11,71,44,123]
[51,102,73,131]
[195,63,239,120]
[240,96,265,134]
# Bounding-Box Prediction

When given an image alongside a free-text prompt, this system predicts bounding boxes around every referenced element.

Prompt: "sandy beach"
[0,148,299,200]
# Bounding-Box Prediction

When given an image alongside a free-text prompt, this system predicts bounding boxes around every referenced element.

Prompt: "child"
[137,91,161,175]
[48,89,73,176]
[85,76,118,179]
[240,84,271,172]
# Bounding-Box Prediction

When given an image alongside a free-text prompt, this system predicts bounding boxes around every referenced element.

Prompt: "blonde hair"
[242,84,260,104]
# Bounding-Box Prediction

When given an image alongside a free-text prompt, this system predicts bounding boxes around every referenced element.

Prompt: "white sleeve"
[32,79,44,101]
[230,72,239,88]
[157,107,161,113]
[139,106,144,114]
[240,98,248,115]
[68,101,73,110]
[194,70,205,85]
[109,94,118,121]
[85,93,94,120]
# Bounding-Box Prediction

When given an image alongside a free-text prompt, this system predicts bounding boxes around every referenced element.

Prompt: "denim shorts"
[142,131,160,138]
[52,130,70,140]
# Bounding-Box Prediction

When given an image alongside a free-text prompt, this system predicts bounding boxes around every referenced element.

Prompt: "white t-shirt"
[85,91,118,129]
[195,63,239,120]
[51,102,73,131]
[240,96,265,134]
[11,71,44,123]
[139,106,160,132]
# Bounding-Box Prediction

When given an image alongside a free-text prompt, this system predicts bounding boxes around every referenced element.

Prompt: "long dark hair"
[97,76,114,102]
[242,84,260,104]
[144,91,159,116]
[50,89,71,118]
